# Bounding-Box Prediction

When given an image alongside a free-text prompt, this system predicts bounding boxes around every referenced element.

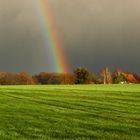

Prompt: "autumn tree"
[60,73,75,84]
[33,72,48,84]
[0,72,14,85]
[47,73,62,84]
[0,72,34,85]
[17,72,34,85]
[33,72,75,85]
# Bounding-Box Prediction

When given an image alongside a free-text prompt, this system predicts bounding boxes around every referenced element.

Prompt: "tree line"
[0,67,139,85]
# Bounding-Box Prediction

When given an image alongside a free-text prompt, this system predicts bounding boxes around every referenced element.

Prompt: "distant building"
[115,69,139,84]
[122,72,138,84]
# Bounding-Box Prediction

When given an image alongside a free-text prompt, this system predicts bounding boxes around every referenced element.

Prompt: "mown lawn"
[0,85,139,140]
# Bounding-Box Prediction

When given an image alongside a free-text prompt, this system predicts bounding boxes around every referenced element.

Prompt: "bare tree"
[100,67,113,84]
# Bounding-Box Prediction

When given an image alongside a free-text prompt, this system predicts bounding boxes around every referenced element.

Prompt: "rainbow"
[35,0,69,73]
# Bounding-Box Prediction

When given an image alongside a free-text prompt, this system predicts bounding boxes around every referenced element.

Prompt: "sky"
[0,0,140,74]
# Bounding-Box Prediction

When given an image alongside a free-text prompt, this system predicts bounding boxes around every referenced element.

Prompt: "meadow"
[0,85,139,140]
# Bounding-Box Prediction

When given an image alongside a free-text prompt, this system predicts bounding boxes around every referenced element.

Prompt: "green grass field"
[0,85,140,140]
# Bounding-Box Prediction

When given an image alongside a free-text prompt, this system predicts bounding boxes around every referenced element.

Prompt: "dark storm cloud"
[0,0,140,74]
[50,0,140,73]
[0,0,49,73]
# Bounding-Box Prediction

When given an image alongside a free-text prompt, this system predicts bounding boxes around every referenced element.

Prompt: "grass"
[0,84,139,140]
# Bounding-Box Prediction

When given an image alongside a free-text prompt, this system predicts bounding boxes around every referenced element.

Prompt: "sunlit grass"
[0,85,140,140]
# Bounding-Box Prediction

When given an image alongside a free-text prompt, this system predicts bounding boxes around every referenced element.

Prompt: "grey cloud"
[0,0,140,74]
